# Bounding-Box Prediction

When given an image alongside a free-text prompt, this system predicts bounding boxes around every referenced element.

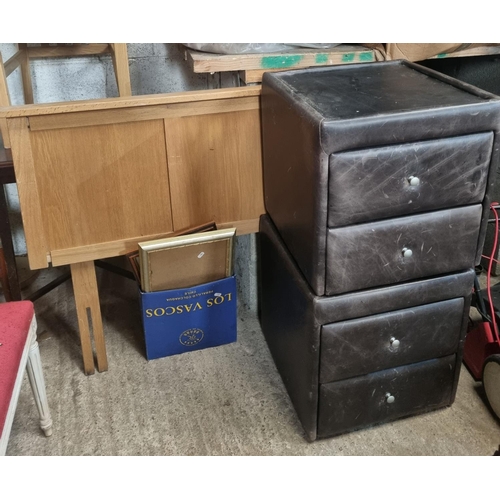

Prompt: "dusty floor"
[3,262,500,456]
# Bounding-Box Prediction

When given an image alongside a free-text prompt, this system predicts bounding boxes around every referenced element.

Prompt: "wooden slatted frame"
[0,43,131,147]
[0,52,11,148]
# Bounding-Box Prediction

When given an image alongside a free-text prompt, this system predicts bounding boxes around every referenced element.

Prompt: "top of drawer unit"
[328,133,493,227]
[263,61,500,153]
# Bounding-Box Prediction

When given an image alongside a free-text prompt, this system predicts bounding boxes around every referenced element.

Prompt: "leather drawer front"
[317,355,455,438]
[326,205,481,295]
[320,298,464,384]
[328,132,493,227]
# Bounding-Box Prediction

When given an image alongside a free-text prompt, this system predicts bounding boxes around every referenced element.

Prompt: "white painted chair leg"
[26,319,53,437]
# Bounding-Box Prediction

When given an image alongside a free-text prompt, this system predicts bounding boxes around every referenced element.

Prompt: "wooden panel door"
[29,119,173,260]
[164,109,265,233]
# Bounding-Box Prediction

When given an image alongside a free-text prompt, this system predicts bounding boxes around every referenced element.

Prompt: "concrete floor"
[3,261,500,456]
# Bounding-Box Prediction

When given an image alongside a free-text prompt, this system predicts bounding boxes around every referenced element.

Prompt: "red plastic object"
[463,321,500,380]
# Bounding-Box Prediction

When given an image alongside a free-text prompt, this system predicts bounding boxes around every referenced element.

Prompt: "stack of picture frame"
[127,221,236,291]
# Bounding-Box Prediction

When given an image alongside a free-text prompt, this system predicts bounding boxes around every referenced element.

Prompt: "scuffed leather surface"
[328,133,493,227]
[326,205,481,295]
[262,61,500,295]
[320,298,463,383]
[278,63,489,122]
[258,215,320,442]
[320,102,500,154]
[269,61,500,153]
[259,215,474,440]
[261,80,328,296]
[317,355,456,439]
[315,269,474,325]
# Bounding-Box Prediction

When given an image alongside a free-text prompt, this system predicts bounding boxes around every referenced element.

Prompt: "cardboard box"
[139,276,237,360]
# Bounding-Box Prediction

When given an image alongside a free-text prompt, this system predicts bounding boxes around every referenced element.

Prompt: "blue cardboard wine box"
[139,276,237,360]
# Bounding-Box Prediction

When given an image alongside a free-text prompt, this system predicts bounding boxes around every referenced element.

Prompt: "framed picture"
[138,227,236,292]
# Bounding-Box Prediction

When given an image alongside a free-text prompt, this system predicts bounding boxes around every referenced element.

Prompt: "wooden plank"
[241,69,289,84]
[429,45,500,59]
[18,44,34,105]
[0,119,9,148]
[50,217,260,266]
[240,49,381,83]
[0,55,11,107]
[110,43,132,97]
[7,117,49,269]
[29,119,174,255]
[217,218,259,235]
[187,45,381,73]
[4,50,23,77]
[0,53,11,148]
[51,232,175,266]
[28,95,260,131]
[27,44,111,58]
[71,261,108,374]
[0,86,262,118]
[165,109,265,231]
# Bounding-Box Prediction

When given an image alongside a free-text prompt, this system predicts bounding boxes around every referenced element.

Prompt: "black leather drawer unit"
[259,61,500,441]
[259,215,474,441]
[261,60,500,297]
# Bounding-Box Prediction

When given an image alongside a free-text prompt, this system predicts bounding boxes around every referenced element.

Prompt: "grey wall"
[0,43,257,311]
[1,43,209,104]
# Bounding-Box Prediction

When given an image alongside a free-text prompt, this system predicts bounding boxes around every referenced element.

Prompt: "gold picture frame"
[138,227,236,292]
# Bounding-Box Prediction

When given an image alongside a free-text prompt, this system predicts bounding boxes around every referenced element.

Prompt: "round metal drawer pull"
[385,393,395,404]
[390,337,400,348]
[408,176,421,186]
[402,248,413,258]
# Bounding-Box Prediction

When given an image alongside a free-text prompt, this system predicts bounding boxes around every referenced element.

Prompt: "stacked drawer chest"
[258,60,500,441]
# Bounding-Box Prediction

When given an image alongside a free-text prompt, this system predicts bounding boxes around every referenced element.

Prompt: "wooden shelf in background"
[427,45,500,60]
[186,44,385,84]
[186,43,500,85]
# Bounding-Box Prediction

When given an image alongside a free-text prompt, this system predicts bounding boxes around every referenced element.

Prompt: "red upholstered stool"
[0,301,52,455]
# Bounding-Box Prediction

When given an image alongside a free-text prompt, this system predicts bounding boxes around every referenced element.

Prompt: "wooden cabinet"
[3,86,264,270]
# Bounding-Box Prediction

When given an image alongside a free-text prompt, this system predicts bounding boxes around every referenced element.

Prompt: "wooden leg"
[17,44,34,105]
[26,317,53,437]
[0,119,10,149]
[70,261,108,375]
[0,184,21,301]
[0,52,11,148]
[0,248,11,301]
[110,43,131,97]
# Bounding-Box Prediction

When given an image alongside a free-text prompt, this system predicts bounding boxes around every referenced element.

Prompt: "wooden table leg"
[0,184,21,301]
[70,261,108,375]
[0,248,10,300]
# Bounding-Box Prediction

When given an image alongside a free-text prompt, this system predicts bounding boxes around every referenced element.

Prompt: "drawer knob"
[390,337,400,348]
[402,247,413,258]
[408,176,421,186]
[385,393,395,404]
